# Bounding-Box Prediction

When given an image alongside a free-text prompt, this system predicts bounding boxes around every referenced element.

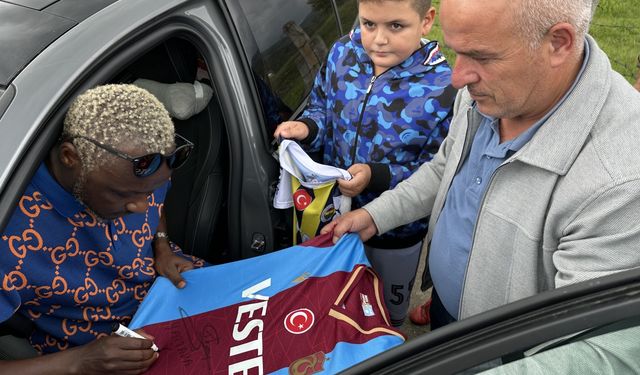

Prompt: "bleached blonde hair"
[63,84,174,173]
[511,0,593,54]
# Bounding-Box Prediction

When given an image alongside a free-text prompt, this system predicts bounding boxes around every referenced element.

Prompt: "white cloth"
[274,139,351,213]
[133,79,213,120]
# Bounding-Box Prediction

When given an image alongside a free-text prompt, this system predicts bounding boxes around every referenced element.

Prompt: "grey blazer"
[365,35,640,319]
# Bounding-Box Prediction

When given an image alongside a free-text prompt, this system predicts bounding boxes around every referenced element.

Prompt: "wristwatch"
[153,231,169,243]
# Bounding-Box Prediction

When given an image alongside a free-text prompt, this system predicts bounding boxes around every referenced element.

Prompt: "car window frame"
[0,85,14,122]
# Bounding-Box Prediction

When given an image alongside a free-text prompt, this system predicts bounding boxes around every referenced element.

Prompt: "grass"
[429,0,640,85]
[590,0,640,84]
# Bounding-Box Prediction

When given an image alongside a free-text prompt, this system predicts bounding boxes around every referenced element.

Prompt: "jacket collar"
[348,25,447,78]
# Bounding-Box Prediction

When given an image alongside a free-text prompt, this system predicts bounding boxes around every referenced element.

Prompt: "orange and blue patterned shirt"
[0,163,183,353]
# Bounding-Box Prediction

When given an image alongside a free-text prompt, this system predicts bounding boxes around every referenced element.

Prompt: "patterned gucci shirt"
[0,163,201,353]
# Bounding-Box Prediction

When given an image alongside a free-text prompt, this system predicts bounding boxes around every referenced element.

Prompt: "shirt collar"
[32,162,86,218]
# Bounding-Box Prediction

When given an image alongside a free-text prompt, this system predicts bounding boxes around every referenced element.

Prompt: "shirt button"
[475,177,482,184]
[113,234,118,241]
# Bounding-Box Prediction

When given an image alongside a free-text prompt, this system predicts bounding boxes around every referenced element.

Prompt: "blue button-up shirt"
[429,42,591,318]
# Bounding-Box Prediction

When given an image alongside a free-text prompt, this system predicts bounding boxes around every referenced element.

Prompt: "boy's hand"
[153,241,194,288]
[273,121,310,141]
[338,164,371,197]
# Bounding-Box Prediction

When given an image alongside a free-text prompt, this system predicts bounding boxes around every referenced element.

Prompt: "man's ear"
[58,141,82,169]
[545,22,577,68]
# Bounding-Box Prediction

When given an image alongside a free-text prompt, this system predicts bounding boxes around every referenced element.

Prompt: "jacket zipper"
[349,75,377,167]
[346,41,440,167]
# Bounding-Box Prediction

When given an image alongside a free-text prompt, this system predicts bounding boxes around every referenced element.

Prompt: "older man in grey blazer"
[323,0,640,329]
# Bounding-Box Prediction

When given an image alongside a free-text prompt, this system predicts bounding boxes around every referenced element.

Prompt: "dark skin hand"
[153,239,194,288]
[0,334,158,375]
[152,208,194,288]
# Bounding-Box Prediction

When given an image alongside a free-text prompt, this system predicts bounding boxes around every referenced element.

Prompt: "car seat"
[115,38,228,263]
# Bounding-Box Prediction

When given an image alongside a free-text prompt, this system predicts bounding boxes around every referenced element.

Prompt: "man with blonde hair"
[323,0,640,329]
[0,84,199,373]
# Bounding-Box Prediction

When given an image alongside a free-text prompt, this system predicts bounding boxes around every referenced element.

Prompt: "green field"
[429,0,640,85]
[590,0,640,84]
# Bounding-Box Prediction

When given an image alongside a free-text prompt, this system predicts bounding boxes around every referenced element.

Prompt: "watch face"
[154,232,169,242]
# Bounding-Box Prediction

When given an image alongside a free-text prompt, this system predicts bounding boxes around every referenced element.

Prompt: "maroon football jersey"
[131,234,405,374]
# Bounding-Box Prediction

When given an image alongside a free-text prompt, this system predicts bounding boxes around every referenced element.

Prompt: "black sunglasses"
[73,134,194,177]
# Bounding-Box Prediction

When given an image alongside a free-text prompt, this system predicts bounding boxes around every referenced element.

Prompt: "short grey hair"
[63,84,174,173]
[511,0,593,53]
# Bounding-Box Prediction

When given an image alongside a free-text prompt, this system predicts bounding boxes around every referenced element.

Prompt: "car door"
[342,267,640,374]
[222,0,357,256]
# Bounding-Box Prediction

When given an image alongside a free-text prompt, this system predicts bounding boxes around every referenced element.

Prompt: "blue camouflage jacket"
[299,26,456,247]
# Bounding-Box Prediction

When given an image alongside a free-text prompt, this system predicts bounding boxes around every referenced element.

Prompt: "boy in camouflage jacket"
[275,0,456,326]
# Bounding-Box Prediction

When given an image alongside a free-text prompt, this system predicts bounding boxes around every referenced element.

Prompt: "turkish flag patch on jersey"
[293,188,313,211]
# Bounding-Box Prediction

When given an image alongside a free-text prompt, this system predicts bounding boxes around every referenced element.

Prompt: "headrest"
[133,78,213,120]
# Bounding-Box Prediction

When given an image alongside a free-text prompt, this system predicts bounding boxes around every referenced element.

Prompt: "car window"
[463,316,640,375]
[235,0,343,132]
[335,0,359,34]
